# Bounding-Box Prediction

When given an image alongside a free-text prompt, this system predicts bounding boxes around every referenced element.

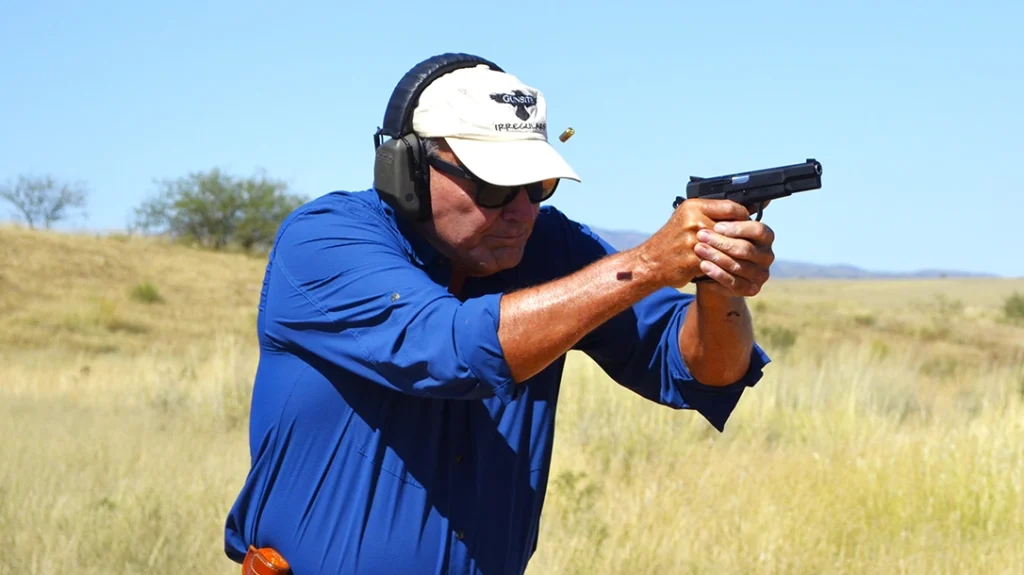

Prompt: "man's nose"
[501,186,537,222]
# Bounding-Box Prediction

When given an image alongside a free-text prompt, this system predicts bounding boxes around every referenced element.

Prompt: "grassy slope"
[0,224,267,354]
[2,225,1023,574]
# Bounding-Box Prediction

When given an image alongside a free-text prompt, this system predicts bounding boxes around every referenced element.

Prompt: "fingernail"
[697,229,712,242]
[700,260,714,274]
[714,223,730,234]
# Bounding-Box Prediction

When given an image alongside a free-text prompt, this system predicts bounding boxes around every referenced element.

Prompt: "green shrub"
[870,339,891,360]
[1004,292,1024,323]
[759,325,798,354]
[130,282,164,304]
[854,313,877,327]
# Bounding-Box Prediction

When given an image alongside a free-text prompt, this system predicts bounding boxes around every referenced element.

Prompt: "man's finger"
[690,198,752,221]
[696,229,758,262]
[698,260,761,296]
[695,242,767,283]
[694,242,744,275]
[712,221,775,245]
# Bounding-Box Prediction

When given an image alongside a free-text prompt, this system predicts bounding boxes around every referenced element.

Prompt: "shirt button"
[455,530,465,540]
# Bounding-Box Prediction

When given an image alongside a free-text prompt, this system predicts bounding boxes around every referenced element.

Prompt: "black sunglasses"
[426,155,559,209]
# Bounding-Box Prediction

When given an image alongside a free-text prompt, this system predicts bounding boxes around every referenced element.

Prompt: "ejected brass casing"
[559,127,575,142]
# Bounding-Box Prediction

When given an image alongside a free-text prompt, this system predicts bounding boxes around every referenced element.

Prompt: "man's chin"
[464,249,525,277]
[492,246,526,267]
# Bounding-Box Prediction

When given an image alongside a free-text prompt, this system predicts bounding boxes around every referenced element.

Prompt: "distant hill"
[589,227,997,280]
[0,224,267,353]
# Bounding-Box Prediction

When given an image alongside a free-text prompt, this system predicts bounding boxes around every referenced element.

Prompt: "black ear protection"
[373,53,504,222]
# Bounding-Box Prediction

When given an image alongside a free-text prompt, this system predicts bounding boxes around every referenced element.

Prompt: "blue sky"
[3,0,1022,276]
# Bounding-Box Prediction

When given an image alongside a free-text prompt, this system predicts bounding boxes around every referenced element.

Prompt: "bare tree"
[0,174,89,229]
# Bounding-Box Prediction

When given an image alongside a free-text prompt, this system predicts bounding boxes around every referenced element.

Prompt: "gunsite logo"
[489,90,537,121]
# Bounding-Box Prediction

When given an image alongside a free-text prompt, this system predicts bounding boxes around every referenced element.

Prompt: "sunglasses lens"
[477,185,520,208]
[527,179,559,203]
[477,179,559,208]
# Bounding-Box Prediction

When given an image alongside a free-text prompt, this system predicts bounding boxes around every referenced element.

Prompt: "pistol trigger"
[754,202,764,222]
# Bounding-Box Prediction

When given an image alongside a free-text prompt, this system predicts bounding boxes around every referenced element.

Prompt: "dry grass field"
[2,223,1023,574]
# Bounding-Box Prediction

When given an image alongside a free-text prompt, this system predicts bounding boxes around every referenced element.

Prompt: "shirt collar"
[372,190,448,270]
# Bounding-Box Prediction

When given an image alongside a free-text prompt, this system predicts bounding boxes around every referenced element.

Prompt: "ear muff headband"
[374,53,504,147]
[373,53,503,222]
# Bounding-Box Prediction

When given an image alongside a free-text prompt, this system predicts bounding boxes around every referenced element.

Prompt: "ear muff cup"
[373,53,503,222]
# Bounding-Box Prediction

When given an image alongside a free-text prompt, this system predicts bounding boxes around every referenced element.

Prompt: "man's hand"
[641,197,775,386]
[639,198,772,290]
[692,211,776,297]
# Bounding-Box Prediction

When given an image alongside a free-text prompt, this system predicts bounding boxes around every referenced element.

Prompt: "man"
[224,55,774,575]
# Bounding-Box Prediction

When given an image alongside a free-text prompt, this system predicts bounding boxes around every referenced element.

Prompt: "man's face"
[418,142,542,278]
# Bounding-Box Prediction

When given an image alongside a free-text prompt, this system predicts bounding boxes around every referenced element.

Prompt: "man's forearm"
[497,247,664,383]
[679,285,755,386]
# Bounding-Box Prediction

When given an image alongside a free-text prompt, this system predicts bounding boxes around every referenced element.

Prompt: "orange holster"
[242,545,290,575]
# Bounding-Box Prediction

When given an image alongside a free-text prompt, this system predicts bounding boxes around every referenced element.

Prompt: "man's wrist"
[625,244,692,292]
[614,243,671,292]
[695,282,746,308]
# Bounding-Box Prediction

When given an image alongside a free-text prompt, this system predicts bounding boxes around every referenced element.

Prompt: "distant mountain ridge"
[588,227,997,280]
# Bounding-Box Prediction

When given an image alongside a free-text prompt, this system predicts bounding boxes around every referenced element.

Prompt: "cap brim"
[444,137,581,187]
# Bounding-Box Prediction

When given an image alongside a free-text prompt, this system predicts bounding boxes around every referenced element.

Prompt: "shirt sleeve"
[259,196,518,404]
[540,208,771,432]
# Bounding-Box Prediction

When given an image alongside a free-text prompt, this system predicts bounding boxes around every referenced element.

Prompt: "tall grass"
[0,335,255,575]
[2,227,1023,574]
[530,343,1024,575]
[2,334,1021,574]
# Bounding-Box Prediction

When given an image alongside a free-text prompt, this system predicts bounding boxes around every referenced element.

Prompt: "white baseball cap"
[411,65,581,187]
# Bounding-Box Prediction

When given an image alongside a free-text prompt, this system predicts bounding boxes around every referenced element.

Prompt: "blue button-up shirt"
[224,189,770,575]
